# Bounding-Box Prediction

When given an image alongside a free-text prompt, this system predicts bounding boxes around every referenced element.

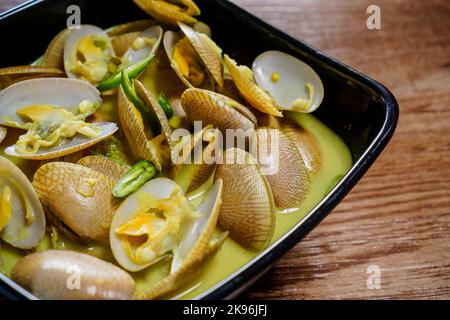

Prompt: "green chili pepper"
[158,92,174,119]
[98,55,153,92]
[113,160,157,198]
[121,70,159,132]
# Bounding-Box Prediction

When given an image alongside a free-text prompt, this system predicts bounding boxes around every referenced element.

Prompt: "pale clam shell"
[32,162,120,241]
[12,250,135,300]
[120,26,163,66]
[253,50,324,113]
[0,156,46,249]
[137,179,224,299]
[5,122,118,160]
[63,25,115,83]
[0,78,102,129]
[215,148,275,251]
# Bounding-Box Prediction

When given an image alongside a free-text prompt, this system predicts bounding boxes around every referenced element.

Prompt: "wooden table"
[1,0,449,300]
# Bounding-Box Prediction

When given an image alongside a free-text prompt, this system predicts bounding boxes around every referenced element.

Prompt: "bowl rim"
[0,0,399,300]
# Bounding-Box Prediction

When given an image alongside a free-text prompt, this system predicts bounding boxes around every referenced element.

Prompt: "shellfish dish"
[0,0,352,300]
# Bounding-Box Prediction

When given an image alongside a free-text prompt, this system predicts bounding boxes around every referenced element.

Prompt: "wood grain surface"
[1,0,449,300]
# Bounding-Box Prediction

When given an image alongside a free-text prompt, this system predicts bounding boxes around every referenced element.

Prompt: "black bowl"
[0,0,398,300]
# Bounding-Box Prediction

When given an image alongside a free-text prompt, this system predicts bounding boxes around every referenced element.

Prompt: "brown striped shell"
[215,148,275,251]
[252,128,309,209]
[0,66,65,90]
[224,54,283,117]
[77,156,130,181]
[181,88,256,134]
[107,19,157,37]
[41,29,69,69]
[32,162,120,241]
[133,0,200,26]
[12,250,135,300]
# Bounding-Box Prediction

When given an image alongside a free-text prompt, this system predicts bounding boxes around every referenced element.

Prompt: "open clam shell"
[215,148,275,251]
[0,66,65,90]
[224,54,283,117]
[163,31,216,90]
[64,25,117,85]
[137,179,225,299]
[181,88,257,134]
[120,26,163,66]
[41,29,69,69]
[0,156,46,249]
[5,122,118,160]
[178,22,223,88]
[0,78,101,129]
[133,0,200,26]
[33,162,120,242]
[252,128,309,209]
[77,155,130,181]
[112,31,141,58]
[253,51,324,113]
[12,250,135,300]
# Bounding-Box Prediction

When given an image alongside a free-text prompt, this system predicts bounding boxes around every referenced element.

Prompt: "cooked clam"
[120,26,164,67]
[164,26,222,90]
[252,128,309,209]
[33,162,120,242]
[12,250,135,300]
[0,156,46,249]
[215,148,275,251]
[41,29,69,69]
[111,178,222,274]
[107,19,157,37]
[77,155,130,181]
[64,25,119,85]
[224,54,283,117]
[0,66,65,90]
[134,0,201,26]
[181,88,257,134]
[253,51,324,113]
[0,78,118,160]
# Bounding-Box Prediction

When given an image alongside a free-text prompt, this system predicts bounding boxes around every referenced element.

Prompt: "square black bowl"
[0,0,398,300]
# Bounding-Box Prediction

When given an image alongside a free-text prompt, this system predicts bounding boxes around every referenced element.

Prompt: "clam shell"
[0,66,65,90]
[5,122,118,160]
[77,156,130,181]
[0,78,102,129]
[163,31,215,90]
[107,19,157,37]
[178,22,223,88]
[41,29,69,69]
[252,128,309,209]
[133,0,200,25]
[12,250,135,300]
[33,162,120,241]
[253,51,324,113]
[138,180,225,299]
[64,25,116,83]
[224,54,283,117]
[120,26,163,66]
[282,121,322,174]
[0,126,6,144]
[110,178,186,272]
[181,88,256,134]
[111,31,141,58]
[215,148,275,251]
[117,87,165,171]
[0,156,46,249]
